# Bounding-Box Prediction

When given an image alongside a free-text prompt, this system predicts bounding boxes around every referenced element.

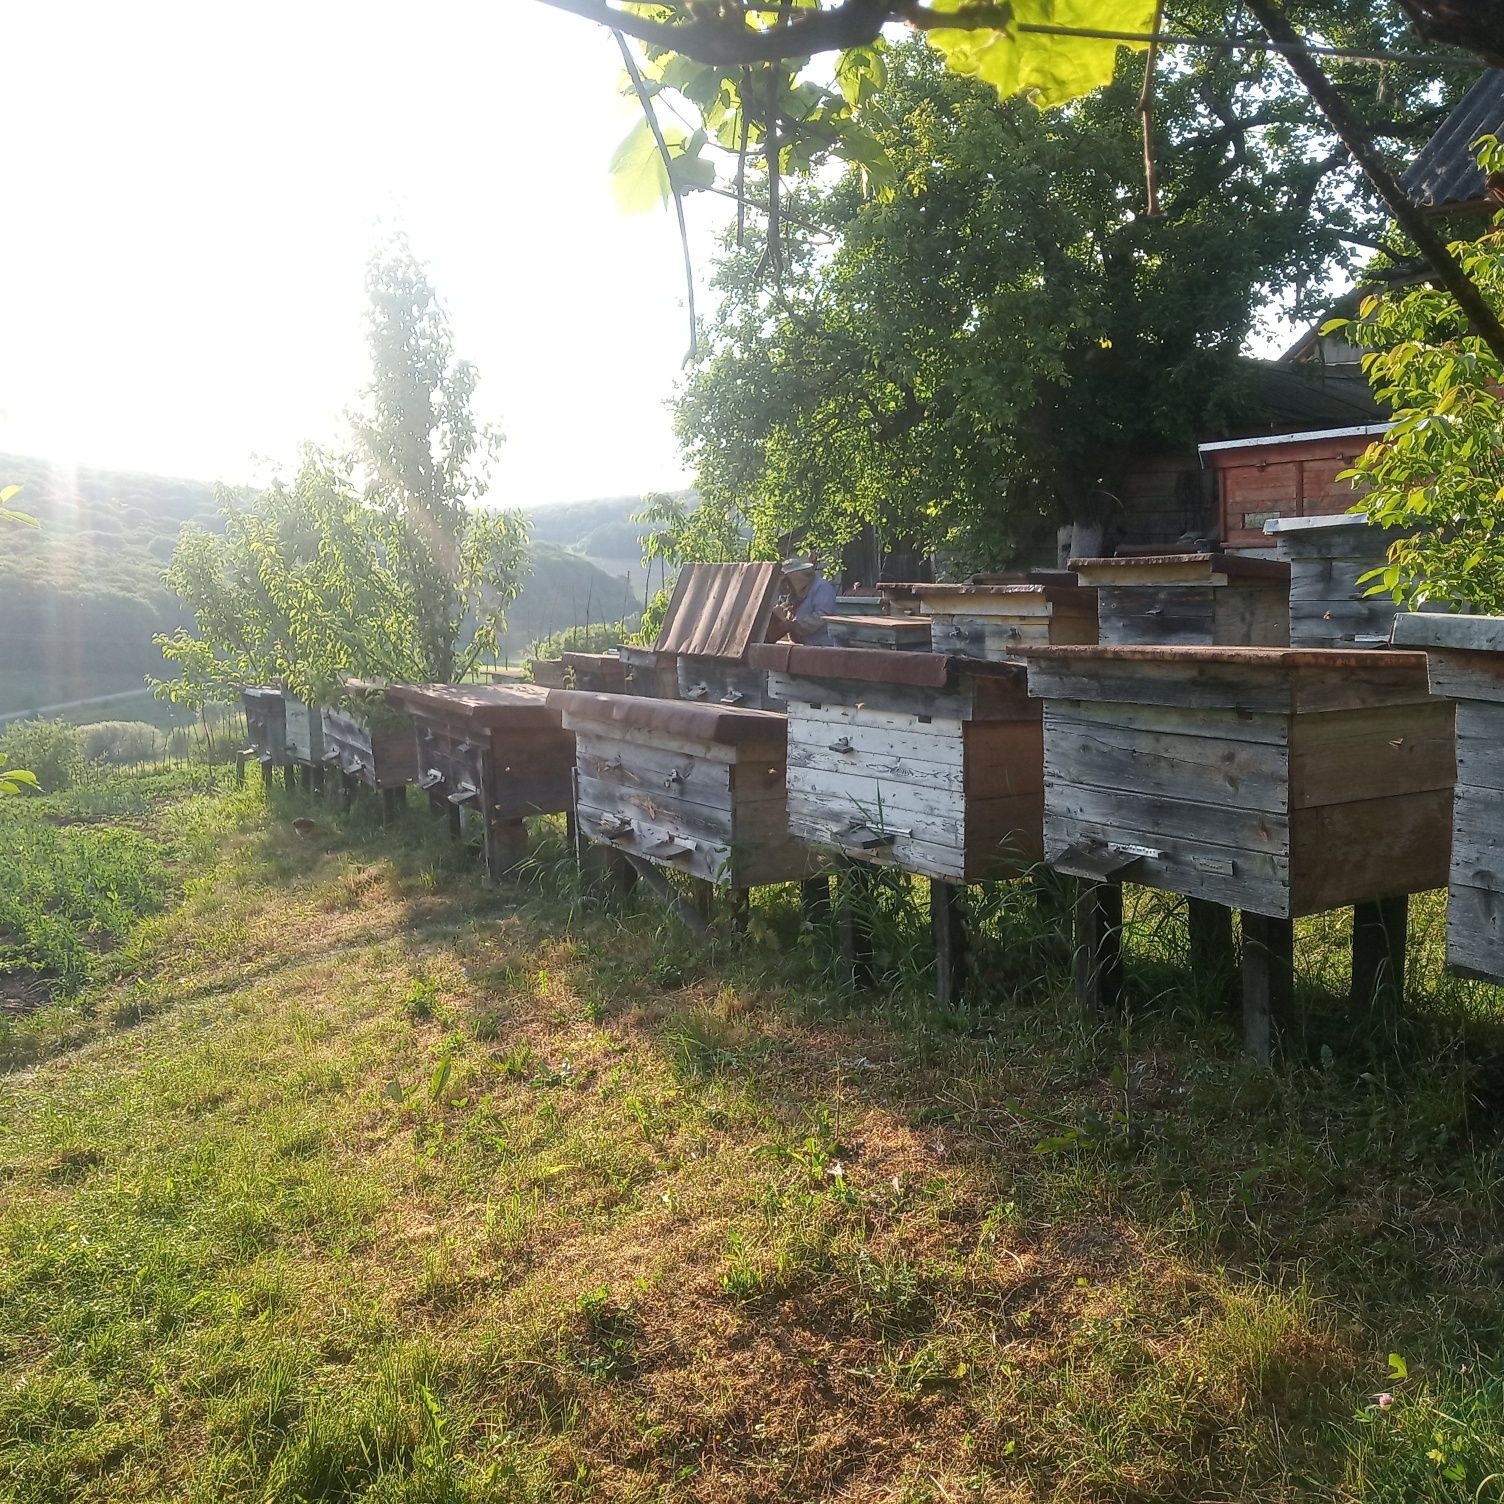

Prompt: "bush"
[77,720,166,765]
[0,718,85,792]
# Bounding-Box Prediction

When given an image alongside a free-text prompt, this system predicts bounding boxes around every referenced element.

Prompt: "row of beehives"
[239,540,1504,1059]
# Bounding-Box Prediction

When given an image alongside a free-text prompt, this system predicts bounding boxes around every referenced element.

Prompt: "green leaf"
[610,116,713,212]
[1388,1352,1408,1381]
[927,0,1156,109]
[429,1050,454,1103]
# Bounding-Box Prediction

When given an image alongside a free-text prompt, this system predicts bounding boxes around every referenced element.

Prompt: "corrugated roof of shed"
[653,562,781,661]
[1401,70,1504,210]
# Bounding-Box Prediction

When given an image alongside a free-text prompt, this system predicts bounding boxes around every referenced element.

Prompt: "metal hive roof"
[652,561,781,661]
[1401,70,1504,210]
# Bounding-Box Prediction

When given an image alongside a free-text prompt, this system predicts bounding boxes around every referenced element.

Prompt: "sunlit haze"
[3,1,727,505]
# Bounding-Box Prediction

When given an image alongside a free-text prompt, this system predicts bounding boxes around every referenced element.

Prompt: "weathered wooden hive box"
[320,681,419,790]
[383,682,574,821]
[282,694,325,766]
[1266,513,1405,648]
[1392,613,1504,980]
[617,645,680,700]
[527,659,569,689]
[826,614,934,651]
[877,583,923,615]
[562,651,627,693]
[912,582,1098,660]
[659,562,785,709]
[1071,553,1291,647]
[1021,645,1454,918]
[242,687,290,765]
[750,643,1043,883]
[552,689,812,888]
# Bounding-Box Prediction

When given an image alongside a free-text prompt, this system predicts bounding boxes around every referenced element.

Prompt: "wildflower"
[1377,1392,1394,1410]
[827,1161,845,1180]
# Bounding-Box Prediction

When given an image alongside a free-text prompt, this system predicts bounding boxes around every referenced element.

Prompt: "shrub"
[78,720,166,765]
[0,718,85,792]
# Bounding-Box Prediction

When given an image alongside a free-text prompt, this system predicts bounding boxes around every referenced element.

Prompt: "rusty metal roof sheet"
[749,642,1026,689]
[384,681,560,729]
[548,689,787,748]
[1402,71,1504,211]
[653,562,781,661]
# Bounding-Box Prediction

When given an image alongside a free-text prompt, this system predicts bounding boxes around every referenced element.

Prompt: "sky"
[1,1,728,507]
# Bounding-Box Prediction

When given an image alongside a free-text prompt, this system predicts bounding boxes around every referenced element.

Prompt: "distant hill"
[0,455,664,712]
[0,454,223,715]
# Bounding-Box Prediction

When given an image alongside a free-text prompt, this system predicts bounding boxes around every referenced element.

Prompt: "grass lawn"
[1,774,1502,1501]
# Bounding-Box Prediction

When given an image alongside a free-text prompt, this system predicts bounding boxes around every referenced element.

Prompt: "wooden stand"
[1188,898,1236,1004]
[1351,895,1408,1013]
[1071,879,1124,1015]
[837,864,877,990]
[931,879,969,1008]
[1241,911,1294,1063]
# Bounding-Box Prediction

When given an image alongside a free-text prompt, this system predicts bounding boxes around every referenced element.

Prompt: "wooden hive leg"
[382,786,403,826]
[235,751,247,786]
[1351,896,1408,1017]
[261,761,274,795]
[1071,879,1124,1015]
[1241,911,1294,1065]
[691,877,716,926]
[729,888,750,934]
[799,875,833,926]
[489,817,530,879]
[446,799,463,842]
[1188,898,1236,1006]
[283,764,297,796]
[931,879,969,1009]
[837,864,877,990]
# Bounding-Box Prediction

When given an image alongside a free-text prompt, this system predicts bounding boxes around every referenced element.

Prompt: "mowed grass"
[1,778,1503,1502]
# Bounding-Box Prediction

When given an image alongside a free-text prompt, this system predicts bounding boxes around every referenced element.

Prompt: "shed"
[1021,644,1455,1056]
[1265,513,1406,648]
[552,689,813,892]
[1198,425,1390,550]
[383,682,575,876]
[911,582,1098,660]
[1070,554,1291,647]
[1391,613,1504,982]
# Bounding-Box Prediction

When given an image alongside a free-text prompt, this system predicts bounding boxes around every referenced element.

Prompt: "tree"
[669,28,1456,568]
[155,245,527,707]
[1332,161,1504,611]
[0,484,40,796]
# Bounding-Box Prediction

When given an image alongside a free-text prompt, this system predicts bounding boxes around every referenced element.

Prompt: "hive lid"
[562,651,623,668]
[750,641,1026,689]
[828,614,933,634]
[549,689,787,747]
[1391,612,1504,653]
[1016,643,1432,711]
[384,681,560,728]
[1070,552,1290,584]
[1263,513,1392,536]
[242,686,286,703]
[910,582,1092,605]
[653,562,781,662]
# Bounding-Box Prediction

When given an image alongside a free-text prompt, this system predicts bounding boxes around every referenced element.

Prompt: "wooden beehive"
[751,643,1042,883]
[320,682,419,791]
[527,659,569,689]
[562,652,627,693]
[552,689,813,889]
[283,694,325,766]
[826,615,934,651]
[1071,554,1290,647]
[912,582,1098,660]
[1021,645,1454,918]
[1392,613,1504,982]
[242,687,289,766]
[384,682,575,875]
[657,562,785,709]
[617,645,680,700]
[1265,513,1404,649]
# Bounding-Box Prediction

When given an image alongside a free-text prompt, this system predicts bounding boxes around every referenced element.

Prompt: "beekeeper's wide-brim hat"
[780,556,816,576]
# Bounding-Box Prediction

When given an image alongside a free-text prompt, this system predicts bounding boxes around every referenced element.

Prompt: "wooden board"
[1289,790,1451,915]
[678,657,782,711]
[1446,882,1504,984]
